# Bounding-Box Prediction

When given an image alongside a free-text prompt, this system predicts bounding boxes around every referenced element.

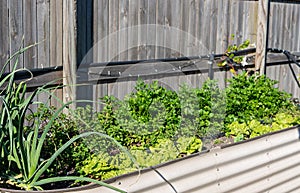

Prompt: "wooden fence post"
[255,0,270,75]
[62,0,77,109]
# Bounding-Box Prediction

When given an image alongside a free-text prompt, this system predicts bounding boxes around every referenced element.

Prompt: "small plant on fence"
[217,35,253,74]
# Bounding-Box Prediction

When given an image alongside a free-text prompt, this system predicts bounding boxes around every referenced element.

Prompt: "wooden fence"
[0,0,76,107]
[0,0,299,109]
[90,0,300,108]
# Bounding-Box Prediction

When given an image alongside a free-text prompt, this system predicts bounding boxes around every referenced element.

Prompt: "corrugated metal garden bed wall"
[80,125,300,193]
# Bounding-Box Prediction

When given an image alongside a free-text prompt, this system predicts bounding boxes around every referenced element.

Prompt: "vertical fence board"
[169,0,181,57]
[281,4,292,92]
[255,0,270,73]
[36,0,50,69]
[107,1,119,98]
[155,0,166,58]
[215,0,229,54]
[50,1,63,67]
[9,0,23,69]
[62,0,77,107]
[267,3,280,84]
[179,0,188,57]
[237,1,244,42]
[187,0,196,56]
[198,0,204,53]
[50,0,63,107]
[108,0,119,61]
[291,4,300,97]
[278,4,288,92]
[128,0,138,60]
[137,0,148,60]
[208,0,217,53]
[146,0,156,59]
[93,0,109,106]
[119,0,129,61]
[200,0,211,53]
[94,0,109,63]
[36,0,50,104]
[23,0,37,69]
[23,0,38,113]
[0,0,9,70]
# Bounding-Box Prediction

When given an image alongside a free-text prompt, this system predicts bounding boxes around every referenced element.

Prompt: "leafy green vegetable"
[227,110,300,141]
[225,72,292,126]
[78,136,202,178]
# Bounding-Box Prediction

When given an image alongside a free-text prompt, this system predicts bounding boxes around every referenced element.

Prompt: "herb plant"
[95,80,182,148]
[225,72,292,126]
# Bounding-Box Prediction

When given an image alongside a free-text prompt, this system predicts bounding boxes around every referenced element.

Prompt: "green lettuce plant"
[78,136,202,179]
[227,110,300,142]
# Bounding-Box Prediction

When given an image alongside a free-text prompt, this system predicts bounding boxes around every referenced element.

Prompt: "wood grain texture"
[0,0,9,71]
[108,0,119,61]
[62,0,77,107]
[167,0,181,58]
[36,0,50,104]
[255,0,269,74]
[50,0,63,107]
[138,0,148,60]
[1,0,300,109]
[23,0,37,69]
[128,0,139,60]
[36,0,50,69]
[119,0,129,61]
[9,0,23,69]
[155,0,166,58]
[146,0,156,59]
[179,0,188,57]
[94,0,109,63]
[91,0,300,104]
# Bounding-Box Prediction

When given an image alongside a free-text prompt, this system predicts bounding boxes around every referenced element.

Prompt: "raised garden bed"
[2,125,299,193]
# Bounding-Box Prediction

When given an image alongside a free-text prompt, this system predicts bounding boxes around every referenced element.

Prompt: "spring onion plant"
[0,46,133,192]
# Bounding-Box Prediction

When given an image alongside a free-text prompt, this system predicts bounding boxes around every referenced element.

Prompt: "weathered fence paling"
[0,0,299,107]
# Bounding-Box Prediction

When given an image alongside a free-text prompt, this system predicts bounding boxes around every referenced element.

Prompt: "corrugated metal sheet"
[79,126,300,193]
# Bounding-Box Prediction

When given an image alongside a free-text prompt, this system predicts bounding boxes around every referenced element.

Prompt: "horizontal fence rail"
[3,48,299,110]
